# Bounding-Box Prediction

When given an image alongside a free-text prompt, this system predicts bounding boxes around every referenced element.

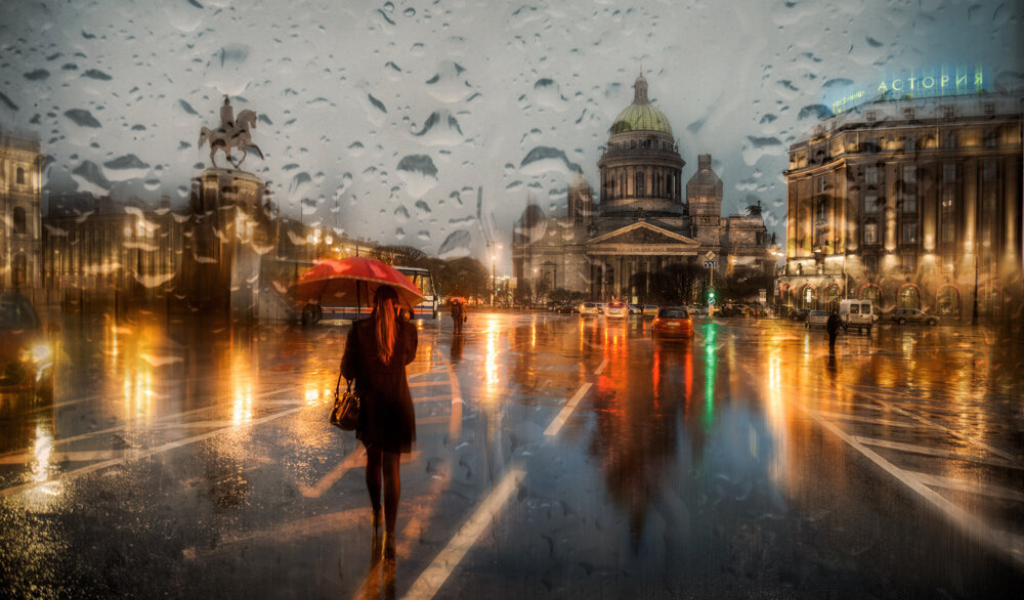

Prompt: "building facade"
[778,91,1023,319]
[513,74,771,303]
[0,133,43,291]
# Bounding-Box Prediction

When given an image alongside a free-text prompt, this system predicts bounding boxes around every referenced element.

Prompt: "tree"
[647,263,706,305]
[432,256,489,298]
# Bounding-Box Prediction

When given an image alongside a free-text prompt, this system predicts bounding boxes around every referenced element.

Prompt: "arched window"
[800,284,817,309]
[823,284,842,312]
[12,207,27,235]
[607,178,616,199]
[668,174,675,199]
[859,284,883,309]
[16,167,25,185]
[936,286,960,317]
[898,285,921,309]
[635,171,645,197]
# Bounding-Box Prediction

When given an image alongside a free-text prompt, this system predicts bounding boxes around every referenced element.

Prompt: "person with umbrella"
[450,297,467,334]
[341,285,418,565]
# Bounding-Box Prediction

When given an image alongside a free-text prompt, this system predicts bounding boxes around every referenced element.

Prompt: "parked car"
[688,305,708,316]
[805,310,829,329]
[652,307,693,340]
[596,303,606,315]
[579,302,599,317]
[641,304,659,318]
[789,308,810,322]
[891,308,938,326]
[605,301,629,318]
[555,302,577,314]
[0,292,54,401]
[627,304,641,315]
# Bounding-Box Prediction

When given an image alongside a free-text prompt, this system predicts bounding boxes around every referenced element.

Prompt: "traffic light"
[708,290,716,304]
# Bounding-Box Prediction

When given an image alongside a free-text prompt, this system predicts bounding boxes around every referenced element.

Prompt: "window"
[816,177,828,193]
[983,103,995,117]
[941,217,956,243]
[863,221,878,244]
[865,110,878,122]
[864,137,880,153]
[941,188,956,210]
[903,108,916,120]
[902,193,916,213]
[942,106,955,119]
[635,171,644,197]
[904,136,916,152]
[983,161,997,181]
[12,207,27,235]
[865,194,879,213]
[16,167,25,185]
[943,133,957,149]
[902,254,917,273]
[984,130,997,148]
[943,163,957,182]
[864,255,877,272]
[903,165,916,183]
[816,198,827,223]
[902,223,918,244]
[865,167,878,184]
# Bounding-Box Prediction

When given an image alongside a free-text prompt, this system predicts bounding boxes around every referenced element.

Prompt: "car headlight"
[31,343,52,363]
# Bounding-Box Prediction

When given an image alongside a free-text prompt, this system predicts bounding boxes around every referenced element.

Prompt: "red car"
[652,306,693,340]
[0,293,54,400]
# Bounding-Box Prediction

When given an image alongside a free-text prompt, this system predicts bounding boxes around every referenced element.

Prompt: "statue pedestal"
[182,168,273,320]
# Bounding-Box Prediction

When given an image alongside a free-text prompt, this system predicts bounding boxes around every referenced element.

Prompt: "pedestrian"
[451,299,467,334]
[341,285,418,565]
[826,308,846,353]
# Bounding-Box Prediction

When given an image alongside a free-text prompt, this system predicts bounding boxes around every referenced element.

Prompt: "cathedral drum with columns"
[513,73,772,303]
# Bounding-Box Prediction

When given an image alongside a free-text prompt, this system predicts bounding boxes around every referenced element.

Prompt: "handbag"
[329,374,360,431]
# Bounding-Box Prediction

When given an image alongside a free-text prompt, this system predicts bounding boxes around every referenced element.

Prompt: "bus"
[301,264,438,324]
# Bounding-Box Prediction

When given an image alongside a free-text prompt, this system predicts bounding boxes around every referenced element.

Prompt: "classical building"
[512,73,771,303]
[777,91,1023,319]
[42,193,184,309]
[0,132,43,291]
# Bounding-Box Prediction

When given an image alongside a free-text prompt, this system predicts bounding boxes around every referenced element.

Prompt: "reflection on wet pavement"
[0,312,1021,598]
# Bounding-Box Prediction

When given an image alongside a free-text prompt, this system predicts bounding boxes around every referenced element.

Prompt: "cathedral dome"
[610,73,674,136]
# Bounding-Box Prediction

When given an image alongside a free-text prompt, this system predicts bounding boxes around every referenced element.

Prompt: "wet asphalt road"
[1,311,1022,599]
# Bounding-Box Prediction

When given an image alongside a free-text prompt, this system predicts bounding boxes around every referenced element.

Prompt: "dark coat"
[826,313,845,335]
[340,316,418,453]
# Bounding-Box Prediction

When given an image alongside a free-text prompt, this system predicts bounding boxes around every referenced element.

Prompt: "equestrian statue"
[199,95,265,169]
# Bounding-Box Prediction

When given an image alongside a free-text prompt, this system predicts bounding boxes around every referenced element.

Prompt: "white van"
[839,299,878,333]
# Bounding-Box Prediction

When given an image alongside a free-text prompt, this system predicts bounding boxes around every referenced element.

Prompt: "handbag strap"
[335,372,344,396]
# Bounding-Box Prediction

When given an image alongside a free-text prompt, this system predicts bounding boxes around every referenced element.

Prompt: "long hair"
[372,285,399,364]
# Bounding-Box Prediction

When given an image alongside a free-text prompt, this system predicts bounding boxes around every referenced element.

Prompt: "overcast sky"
[1,0,1021,267]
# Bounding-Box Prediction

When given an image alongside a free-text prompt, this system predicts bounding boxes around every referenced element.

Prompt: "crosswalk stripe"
[908,471,1024,502]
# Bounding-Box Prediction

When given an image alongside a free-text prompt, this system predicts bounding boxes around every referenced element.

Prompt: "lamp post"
[491,253,497,307]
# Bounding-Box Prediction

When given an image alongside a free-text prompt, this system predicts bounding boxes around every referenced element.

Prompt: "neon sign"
[830,64,986,115]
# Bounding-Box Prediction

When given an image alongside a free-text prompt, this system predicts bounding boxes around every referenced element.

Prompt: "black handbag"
[330,374,360,431]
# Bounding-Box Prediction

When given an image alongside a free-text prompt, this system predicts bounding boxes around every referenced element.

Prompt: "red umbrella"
[289,257,425,311]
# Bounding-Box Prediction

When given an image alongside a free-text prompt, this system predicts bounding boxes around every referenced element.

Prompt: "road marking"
[543,383,593,437]
[807,409,1024,568]
[0,405,305,498]
[854,437,1024,470]
[402,465,524,600]
[298,449,422,499]
[0,449,123,465]
[908,471,1024,502]
[593,358,609,375]
[814,412,919,428]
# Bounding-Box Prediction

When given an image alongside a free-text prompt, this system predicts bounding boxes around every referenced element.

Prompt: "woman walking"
[341,285,418,564]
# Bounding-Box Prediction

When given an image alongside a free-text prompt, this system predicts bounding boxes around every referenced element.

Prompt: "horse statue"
[199,108,265,169]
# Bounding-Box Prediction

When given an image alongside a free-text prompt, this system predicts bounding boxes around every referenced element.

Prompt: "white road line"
[908,471,1024,502]
[402,465,524,600]
[809,406,1024,568]
[814,411,920,428]
[543,383,593,437]
[593,358,609,375]
[298,450,422,499]
[854,437,1024,471]
[0,406,305,498]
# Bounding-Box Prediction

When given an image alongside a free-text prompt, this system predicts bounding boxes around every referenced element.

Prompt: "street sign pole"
[704,251,716,317]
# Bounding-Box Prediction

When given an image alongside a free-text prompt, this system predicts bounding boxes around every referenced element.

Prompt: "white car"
[604,301,629,318]
[805,310,829,329]
[579,302,599,317]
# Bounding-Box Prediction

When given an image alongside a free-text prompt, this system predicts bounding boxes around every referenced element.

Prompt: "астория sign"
[830,64,986,115]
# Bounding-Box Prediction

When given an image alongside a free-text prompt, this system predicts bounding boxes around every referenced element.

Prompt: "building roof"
[610,73,674,136]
